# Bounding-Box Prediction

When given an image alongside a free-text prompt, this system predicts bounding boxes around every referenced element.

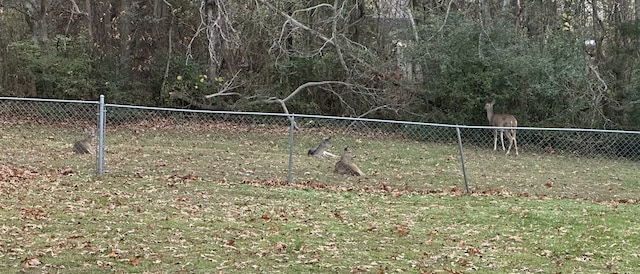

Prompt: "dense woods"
[0,0,639,129]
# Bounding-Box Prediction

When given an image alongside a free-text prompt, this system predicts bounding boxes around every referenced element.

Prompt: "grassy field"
[0,121,639,273]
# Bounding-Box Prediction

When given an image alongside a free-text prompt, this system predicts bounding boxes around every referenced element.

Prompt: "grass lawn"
[0,121,639,273]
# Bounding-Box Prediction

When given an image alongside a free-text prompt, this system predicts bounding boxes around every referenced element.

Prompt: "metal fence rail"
[1,96,638,201]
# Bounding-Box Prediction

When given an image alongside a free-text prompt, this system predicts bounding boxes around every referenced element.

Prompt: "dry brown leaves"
[239,179,638,205]
[21,257,41,268]
[0,164,39,182]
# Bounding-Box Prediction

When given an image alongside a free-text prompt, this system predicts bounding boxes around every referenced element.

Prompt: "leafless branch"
[406,2,419,42]
[587,64,613,128]
[161,1,175,103]
[258,0,372,71]
[252,81,353,129]
[186,0,239,67]
[168,92,223,110]
[69,0,85,15]
[204,70,242,99]
[331,0,348,72]
[438,0,454,33]
[281,81,351,103]
[64,0,86,34]
[356,105,391,118]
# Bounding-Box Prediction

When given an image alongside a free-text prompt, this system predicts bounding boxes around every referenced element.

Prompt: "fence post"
[287,115,295,183]
[455,126,470,193]
[97,95,106,176]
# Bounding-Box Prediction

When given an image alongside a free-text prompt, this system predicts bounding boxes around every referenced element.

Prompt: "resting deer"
[334,147,364,176]
[484,100,518,155]
[72,128,95,154]
[307,137,337,158]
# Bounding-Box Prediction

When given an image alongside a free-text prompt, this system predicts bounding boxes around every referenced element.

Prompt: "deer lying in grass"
[72,128,95,154]
[484,100,518,155]
[307,137,337,158]
[334,147,364,176]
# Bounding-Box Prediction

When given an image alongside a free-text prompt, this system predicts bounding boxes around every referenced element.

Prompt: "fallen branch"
[204,70,242,99]
[169,92,224,110]
[256,81,353,129]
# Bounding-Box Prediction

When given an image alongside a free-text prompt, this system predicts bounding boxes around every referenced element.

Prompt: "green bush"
[410,14,588,126]
[6,35,97,99]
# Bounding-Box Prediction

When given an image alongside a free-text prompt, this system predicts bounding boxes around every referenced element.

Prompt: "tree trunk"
[478,0,492,25]
[86,0,110,56]
[502,0,511,12]
[152,0,168,42]
[206,0,220,80]
[23,0,50,45]
[117,0,131,75]
[591,0,604,63]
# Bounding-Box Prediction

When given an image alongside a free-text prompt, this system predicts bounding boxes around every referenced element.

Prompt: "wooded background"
[0,0,639,129]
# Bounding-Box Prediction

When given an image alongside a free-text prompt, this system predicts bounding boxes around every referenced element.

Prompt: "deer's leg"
[500,130,506,151]
[505,130,518,155]
[506,131,512,155]
[512,130,518,155]
[493,129,498,151]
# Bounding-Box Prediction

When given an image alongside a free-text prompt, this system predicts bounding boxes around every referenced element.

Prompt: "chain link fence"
[1,96,639,201]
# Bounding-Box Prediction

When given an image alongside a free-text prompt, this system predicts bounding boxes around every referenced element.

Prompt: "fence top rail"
[2,97,637,135]
[106,104,640,135]
[293,113,640,134]
[105,103,293,117]
[0,96,99,105]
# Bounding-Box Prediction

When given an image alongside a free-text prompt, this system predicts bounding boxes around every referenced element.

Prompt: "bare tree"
[209,0,417,118]
[187,0,239,81]
[3,0,56,45]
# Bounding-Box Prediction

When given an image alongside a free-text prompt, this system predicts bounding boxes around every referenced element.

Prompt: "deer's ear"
[344,147,349,151]
[490,99,496,104]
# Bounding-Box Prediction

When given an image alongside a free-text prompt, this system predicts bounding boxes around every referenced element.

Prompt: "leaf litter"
[0,123,639,272]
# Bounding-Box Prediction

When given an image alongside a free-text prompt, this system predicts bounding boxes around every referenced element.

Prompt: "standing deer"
[484,100,518,155]
[334,147,364,176]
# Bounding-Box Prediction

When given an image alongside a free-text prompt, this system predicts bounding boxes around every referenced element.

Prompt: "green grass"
[0,122,639,273]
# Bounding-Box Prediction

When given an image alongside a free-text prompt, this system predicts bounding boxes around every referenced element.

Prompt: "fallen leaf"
[60,167,74,175]
[466,247,482,256]
[333,211,344,221]
[129,257,140,266]
[396,225,409,236]
[508,235,523,242]
[21,258,41,268]
[380,184,390,192]
[275,242,286,253]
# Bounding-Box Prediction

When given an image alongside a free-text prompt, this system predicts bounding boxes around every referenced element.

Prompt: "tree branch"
[204,70,242,99]
[160,1,175,104]
[257,0,373,71]
[252,81,353,129]
[169,92,224,110]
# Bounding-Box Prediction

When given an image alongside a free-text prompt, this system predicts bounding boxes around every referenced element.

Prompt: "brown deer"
[72,128,95,154]
[334,147,364,176]
[484,100,518,155]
